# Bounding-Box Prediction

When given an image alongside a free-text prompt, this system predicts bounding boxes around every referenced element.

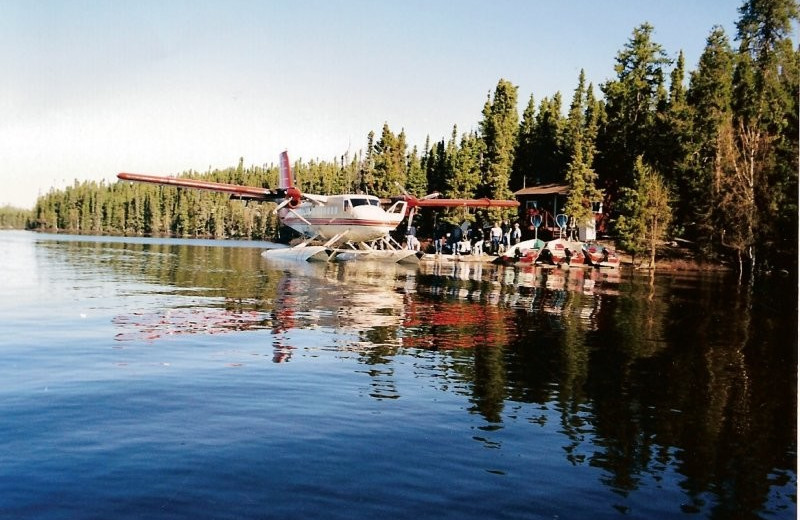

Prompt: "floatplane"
[118,151,519,263]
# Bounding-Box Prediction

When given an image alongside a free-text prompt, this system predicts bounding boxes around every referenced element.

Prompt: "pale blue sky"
[1,0,746,208]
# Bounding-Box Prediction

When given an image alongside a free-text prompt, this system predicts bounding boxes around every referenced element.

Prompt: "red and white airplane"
[118,151,518,263]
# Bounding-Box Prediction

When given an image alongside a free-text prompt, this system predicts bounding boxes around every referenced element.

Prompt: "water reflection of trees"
[577,274,796,517]
[409,264,795,517]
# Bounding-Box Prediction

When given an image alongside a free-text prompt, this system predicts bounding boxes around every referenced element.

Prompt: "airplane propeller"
[273,186,303,214]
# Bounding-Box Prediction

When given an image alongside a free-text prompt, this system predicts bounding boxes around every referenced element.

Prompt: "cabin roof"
[328,194,380,200]
[513,183,569,196]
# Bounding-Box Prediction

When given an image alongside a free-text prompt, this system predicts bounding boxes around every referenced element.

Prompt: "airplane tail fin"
[278,151,293,190]
[275,151,303,211]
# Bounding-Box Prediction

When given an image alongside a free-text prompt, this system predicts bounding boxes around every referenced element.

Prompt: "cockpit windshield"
[349,197,380,207]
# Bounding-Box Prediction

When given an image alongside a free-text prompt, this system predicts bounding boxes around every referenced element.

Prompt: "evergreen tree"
[449,132,484,202]
[360,131,376,194]
[565,70,588,161]
[406,145,428,197]
[563,140,603,228]
[652,51,695,237]
[615,157,673,268]
[426,138,448,196]
[563,70,603,228]
[512,94,536,191]
[0,205,32,229]
[599,23,672,193]
[583,84,605,174]
[479,79,519,211]
[433,128,483,225]
[530,94,567,184]
[686,26,736,254]
[372,123,408,197]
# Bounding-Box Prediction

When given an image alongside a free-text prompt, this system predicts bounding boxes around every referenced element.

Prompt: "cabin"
[513,184,603,241]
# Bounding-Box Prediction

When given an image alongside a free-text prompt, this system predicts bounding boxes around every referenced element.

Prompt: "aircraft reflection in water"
[268,259,415,362]
[263,259,415,363]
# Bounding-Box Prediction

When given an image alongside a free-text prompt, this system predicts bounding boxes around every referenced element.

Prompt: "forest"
[15,0,799,274]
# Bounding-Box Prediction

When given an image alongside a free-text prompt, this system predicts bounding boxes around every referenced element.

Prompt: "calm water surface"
[0,231,795,519]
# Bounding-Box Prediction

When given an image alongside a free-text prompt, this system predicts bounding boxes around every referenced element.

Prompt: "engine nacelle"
[286,187,302,208]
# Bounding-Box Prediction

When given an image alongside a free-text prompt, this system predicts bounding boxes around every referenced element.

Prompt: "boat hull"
[538,239,586,267]
[498,238,545,264]
[582,244,621,268]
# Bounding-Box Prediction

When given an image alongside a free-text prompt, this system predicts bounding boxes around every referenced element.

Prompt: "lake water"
[0,230,795,519]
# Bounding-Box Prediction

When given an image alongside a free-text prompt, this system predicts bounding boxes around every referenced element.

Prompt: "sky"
[1,0,747,209]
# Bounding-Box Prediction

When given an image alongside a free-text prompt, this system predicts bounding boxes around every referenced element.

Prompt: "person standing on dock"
[511,222,521,246]
[490,222,503,255]
[471,225,485,256]
[406,223,418,251]
[433,222,446,254]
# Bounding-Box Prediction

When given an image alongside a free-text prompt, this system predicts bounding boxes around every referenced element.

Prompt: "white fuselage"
[278,194,407,244]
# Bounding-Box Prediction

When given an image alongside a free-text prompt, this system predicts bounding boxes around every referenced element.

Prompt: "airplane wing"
[117,172,280,202]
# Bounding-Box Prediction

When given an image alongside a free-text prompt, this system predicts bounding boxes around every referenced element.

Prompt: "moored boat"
[538,238,586,267]
[582,243,621,268]
[497,238,545,264]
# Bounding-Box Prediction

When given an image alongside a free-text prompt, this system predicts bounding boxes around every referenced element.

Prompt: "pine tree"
[563,70,603,228]
[406,145,428,197]
[530,94,567,185]
[449,132,484,199]
[479,79,519,210]
[615,157,673,268]
[599,23,672,193]
[512,94,536,191]
[563,141,603,228]
[565,70,588,161]
[426,138,448,196]
[584,84,605,176]
[652,51,695,238]
[360,131,376,194]
[686,26,736,254]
